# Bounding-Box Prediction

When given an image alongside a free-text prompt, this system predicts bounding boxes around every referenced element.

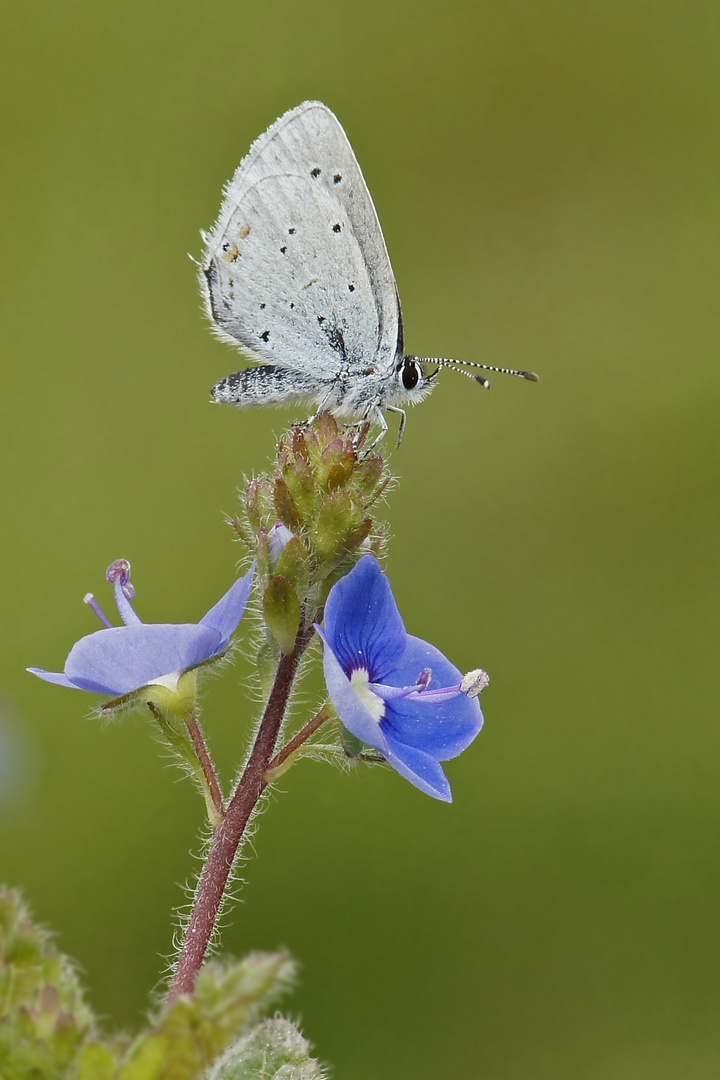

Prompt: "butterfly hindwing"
[201,101,402,381]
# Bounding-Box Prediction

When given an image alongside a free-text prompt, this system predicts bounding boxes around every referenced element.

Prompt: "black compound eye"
[401,360,420,390]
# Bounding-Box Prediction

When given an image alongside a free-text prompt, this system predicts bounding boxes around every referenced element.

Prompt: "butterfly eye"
[401,360,420,390]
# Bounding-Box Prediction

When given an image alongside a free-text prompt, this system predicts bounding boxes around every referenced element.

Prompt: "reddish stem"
[168,625,315,1002]
[186,713,225,822]
[265,703,332,775]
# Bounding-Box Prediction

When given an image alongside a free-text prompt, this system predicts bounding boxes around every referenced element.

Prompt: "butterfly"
[200,101,537,444]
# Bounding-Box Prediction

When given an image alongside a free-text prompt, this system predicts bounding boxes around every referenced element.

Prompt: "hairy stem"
[186,713,225,823]
[147,702,222,827]
[264,703,333,779]
[167,624,315,1002]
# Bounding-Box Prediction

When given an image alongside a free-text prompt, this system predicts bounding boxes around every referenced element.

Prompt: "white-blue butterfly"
[200,101,537,443]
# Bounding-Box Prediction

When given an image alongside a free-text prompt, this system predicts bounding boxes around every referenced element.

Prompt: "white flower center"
[350,668,385,723]
[147,670,182,692]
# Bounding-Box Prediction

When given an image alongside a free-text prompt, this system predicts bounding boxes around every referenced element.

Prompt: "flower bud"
[311,489,356,561]
[245,479,263,531]
[322,452,355,493]
[335,517,373,559]
[281,454,315,519]
[268,523,295,568]
[274,535,311,597]
[353,454,384,497]
[263,576,302,655]
[273,478,302,531]
[314,410,340,443]
[234,413,394,630]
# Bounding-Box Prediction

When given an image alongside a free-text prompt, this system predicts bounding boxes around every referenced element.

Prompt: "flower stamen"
[106,559,141,626]
[417,667,432,690]
[106,558,135,598]
[461,669,490,698]
[83,593,113,629]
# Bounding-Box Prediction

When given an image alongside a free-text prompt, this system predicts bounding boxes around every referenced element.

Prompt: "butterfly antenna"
[420,356,540,387]
[427,361,493,389]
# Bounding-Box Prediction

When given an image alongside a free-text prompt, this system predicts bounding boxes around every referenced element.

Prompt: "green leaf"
[72,1042,122,1080]
[206,1018,325,1079]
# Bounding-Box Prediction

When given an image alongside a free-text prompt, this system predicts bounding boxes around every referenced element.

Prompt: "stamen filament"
[83,593,113,629]
[405,684,463,704]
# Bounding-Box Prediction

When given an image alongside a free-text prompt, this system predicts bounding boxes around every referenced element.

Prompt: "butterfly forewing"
[201,101,401,380]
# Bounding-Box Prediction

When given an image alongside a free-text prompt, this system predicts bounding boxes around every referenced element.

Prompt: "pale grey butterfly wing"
[201,101,402,382]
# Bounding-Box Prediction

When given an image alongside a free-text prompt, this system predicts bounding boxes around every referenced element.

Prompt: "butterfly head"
[393,356,437,406]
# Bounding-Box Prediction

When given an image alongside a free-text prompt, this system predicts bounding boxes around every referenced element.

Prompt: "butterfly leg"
[359,405,388,453]
[385,405,407,447]
[362,404,407,452]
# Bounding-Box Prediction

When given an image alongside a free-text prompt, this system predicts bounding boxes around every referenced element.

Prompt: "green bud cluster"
[0,888,119,1080]
[234,413,392,658]
[119,952,295,1080]
[0,890,313,1080]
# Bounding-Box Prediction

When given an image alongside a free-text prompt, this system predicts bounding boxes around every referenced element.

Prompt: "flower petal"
[317,627,390,751]
[323,556,406,682]
[27,668,83,690]
[380,635,483,760]
[381,736,453,801]
[199,566,255,649]
[63,623,223,697]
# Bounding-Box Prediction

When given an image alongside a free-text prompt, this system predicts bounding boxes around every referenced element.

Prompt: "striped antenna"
[416,356,540,388]
[426,361,492,389]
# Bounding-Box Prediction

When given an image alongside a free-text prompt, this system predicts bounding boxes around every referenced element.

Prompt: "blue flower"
[316,555,486,801]
[28,559,254,704]
[268,522,294,567]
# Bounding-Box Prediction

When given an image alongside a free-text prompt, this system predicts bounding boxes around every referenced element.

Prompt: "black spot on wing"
[321,321,347,361]
[333,173,342,184]
[310,167,321,178]
[332,223,342,233]
[260,330,270,342]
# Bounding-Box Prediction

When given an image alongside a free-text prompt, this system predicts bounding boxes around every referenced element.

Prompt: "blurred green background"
[2,0,720,1076]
